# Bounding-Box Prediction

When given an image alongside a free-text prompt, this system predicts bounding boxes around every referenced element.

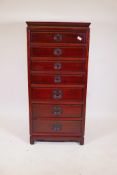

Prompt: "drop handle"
[52,123,62,132]
[52,106,62,116]
[54,75,61,83]
[53,48,62,56]
[52,89,63,99]
[54,62,62,70]
[54,33,62,42]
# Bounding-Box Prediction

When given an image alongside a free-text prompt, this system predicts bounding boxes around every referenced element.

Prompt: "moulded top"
[26,21,91,28]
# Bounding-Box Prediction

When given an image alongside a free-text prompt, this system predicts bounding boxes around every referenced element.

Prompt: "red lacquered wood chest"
[26,22,91,145]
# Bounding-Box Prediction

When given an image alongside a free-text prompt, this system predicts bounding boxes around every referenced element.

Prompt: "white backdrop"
[0,0,117,119]
[0,0,117,175]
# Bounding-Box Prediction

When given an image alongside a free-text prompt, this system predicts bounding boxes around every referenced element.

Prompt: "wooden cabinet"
[26,22,91,145]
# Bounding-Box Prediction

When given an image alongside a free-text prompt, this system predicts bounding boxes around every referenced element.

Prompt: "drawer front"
[30,31,86,44]
[31,61,85,72]
[32,119,82,134]
[31,87,84,101]
[32,104,82,118]
[31,47,85,58]
[31,74,85,84]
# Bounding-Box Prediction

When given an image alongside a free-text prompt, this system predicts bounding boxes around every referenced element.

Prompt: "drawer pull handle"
[54,33,62,42]
[53,89,63,99]
[54,62,62,70]
[53,48,62,56]
[52,123,62,132]
[77,36,82,41]
[52,106,62,116]
[54,75,61,83]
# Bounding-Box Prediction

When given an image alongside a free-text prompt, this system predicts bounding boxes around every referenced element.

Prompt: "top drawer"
[30,31,86,44]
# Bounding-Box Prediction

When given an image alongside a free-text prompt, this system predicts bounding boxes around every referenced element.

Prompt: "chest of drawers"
[26,22,91,145]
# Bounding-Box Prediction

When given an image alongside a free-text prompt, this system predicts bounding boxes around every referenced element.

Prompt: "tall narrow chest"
[26,22,91,145]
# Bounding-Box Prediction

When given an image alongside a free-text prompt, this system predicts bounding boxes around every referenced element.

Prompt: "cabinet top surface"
[26,21,91,27]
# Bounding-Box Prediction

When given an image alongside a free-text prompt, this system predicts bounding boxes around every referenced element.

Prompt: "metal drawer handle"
[53,89,63,99]
[52,123,62,132]
[54,62,62,70]
[53,48,62,56]
[52,106,62,116]
[54,33,62,42]
[54,75,61,83]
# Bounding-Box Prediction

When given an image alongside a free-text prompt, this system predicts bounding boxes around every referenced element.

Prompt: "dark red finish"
[30,31,86,44]
[31,60,85,72]
[31,87,84,101]
[31,47,85,58]
[32,120,82,134]
[32,104,82,118]
[26,21,90,145]
[31,74,85,85]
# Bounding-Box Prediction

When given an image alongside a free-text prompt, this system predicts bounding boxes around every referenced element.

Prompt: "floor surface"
[0,115,117,175]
